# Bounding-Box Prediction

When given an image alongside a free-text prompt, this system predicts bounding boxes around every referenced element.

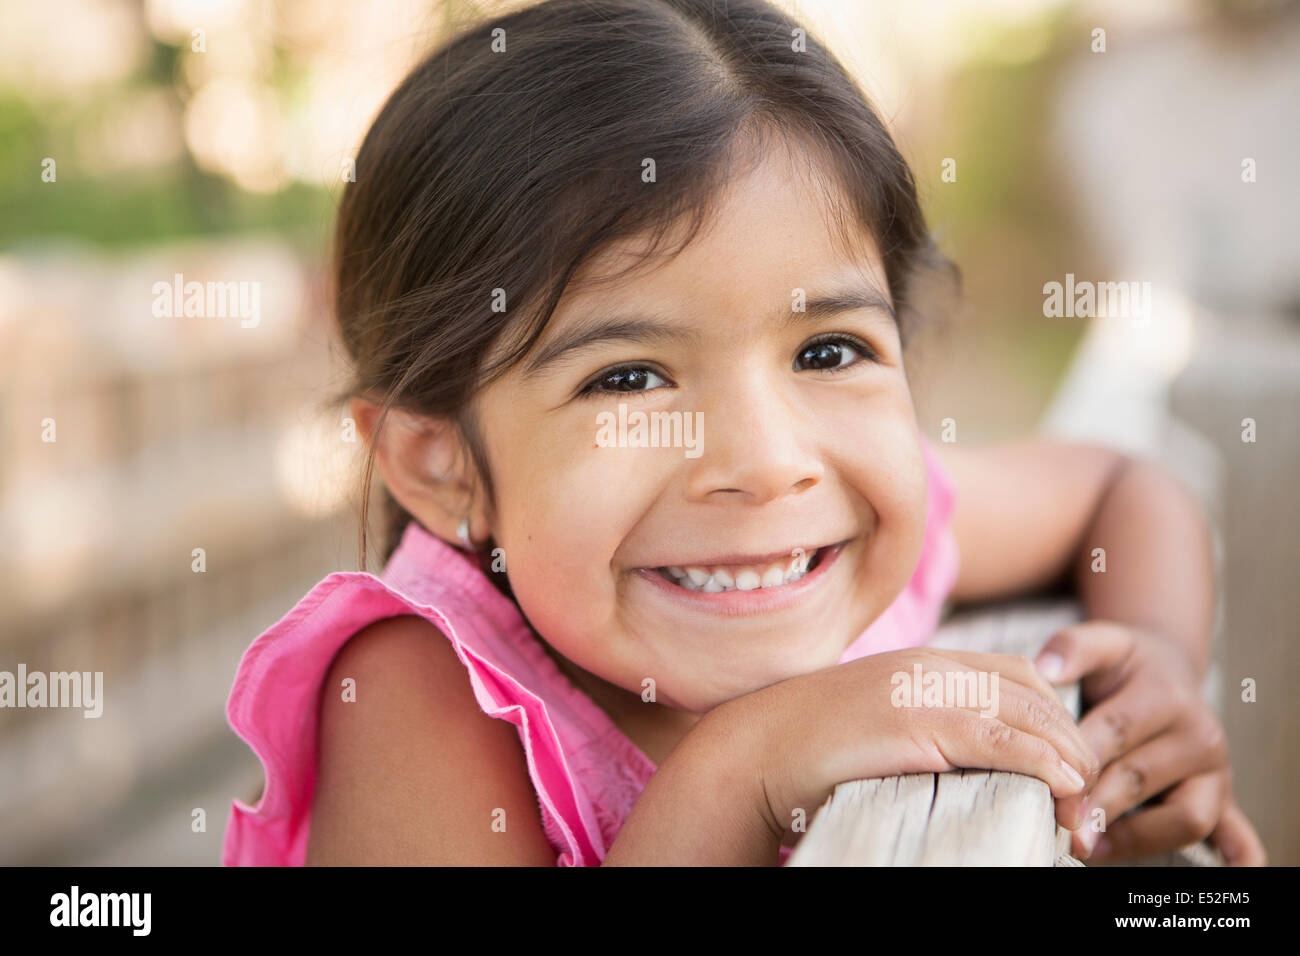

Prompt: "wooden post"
[787,598,1223,866]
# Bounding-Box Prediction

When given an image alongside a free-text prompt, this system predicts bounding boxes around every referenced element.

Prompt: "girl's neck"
[533,631,701,766]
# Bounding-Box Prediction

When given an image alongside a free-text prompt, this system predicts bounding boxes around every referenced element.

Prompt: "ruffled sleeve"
[222,570,606,866]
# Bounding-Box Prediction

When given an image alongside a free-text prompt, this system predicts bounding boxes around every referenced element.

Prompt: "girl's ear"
[348,395,490,546]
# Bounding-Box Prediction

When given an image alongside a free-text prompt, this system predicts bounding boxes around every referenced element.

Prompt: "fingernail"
[1090,835,1111,860]
[1036,653,1064,682]
[1078,827,1099,855]
[1060,759,1085,791]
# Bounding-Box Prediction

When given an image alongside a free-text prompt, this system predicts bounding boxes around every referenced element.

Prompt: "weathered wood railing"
[787,598,1224,866]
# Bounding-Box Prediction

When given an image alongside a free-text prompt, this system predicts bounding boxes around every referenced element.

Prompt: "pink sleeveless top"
[222,435,960,866]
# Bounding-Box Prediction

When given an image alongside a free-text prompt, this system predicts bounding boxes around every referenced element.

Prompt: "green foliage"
[915,11,1102,420]
[0,86,333,252]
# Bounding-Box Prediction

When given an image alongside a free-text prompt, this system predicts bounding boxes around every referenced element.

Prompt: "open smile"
[632,539,851,617]
[655,544,830,592]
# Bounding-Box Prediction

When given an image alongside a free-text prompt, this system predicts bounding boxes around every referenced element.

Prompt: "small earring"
[456,517,472,550]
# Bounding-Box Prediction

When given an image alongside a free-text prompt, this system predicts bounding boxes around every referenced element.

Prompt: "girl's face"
[473,146,929,712]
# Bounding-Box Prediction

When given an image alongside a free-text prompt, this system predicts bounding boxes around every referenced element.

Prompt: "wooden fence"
[787,598,1224,866]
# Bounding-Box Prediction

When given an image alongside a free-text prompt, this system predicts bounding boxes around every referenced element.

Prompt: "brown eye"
[795,336,874,372]
[581,365,669,396]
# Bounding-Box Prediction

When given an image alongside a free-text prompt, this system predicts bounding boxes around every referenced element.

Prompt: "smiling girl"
[222,0,1264,866]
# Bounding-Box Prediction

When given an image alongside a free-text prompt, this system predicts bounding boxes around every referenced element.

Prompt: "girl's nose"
[683,378,825,505]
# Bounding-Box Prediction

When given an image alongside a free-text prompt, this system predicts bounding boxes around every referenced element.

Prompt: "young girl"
[223,0,1264,866]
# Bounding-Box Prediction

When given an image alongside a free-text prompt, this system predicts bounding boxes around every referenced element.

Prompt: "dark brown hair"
[329,0,954,580]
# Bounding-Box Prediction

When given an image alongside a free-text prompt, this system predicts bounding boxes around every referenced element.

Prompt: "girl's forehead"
[485,145,892,379]
[585,135,881,266]
[565,180,886,303]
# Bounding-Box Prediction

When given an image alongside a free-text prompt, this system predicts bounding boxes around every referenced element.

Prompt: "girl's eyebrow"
[521,282,896,380]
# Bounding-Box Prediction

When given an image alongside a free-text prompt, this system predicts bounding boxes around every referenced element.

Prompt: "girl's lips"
[632,541,848,618]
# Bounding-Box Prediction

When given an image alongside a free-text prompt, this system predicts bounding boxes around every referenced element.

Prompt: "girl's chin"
[663,647,851,712]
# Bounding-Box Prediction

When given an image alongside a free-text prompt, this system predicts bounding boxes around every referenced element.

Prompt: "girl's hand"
[1034,620,1267,865]
[722,647,1099,840]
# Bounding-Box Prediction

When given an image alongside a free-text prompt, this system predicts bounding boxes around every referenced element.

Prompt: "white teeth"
[656,547,824,593]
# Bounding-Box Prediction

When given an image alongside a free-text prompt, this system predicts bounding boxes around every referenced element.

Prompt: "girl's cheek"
[848,422,928,569]
[494,451,646,605]
[840,411,925,504]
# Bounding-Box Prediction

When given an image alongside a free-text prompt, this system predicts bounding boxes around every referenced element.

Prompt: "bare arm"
[306,614,778,865]
[934,439,1214,675]
[307,614,556,864]
[601,702,782,865]
[307,600,1095,865]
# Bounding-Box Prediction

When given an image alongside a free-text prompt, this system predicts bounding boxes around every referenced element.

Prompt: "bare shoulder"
[306,613,556,865]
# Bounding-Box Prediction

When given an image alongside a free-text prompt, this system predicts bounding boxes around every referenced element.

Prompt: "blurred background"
[1,0,1296,865]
